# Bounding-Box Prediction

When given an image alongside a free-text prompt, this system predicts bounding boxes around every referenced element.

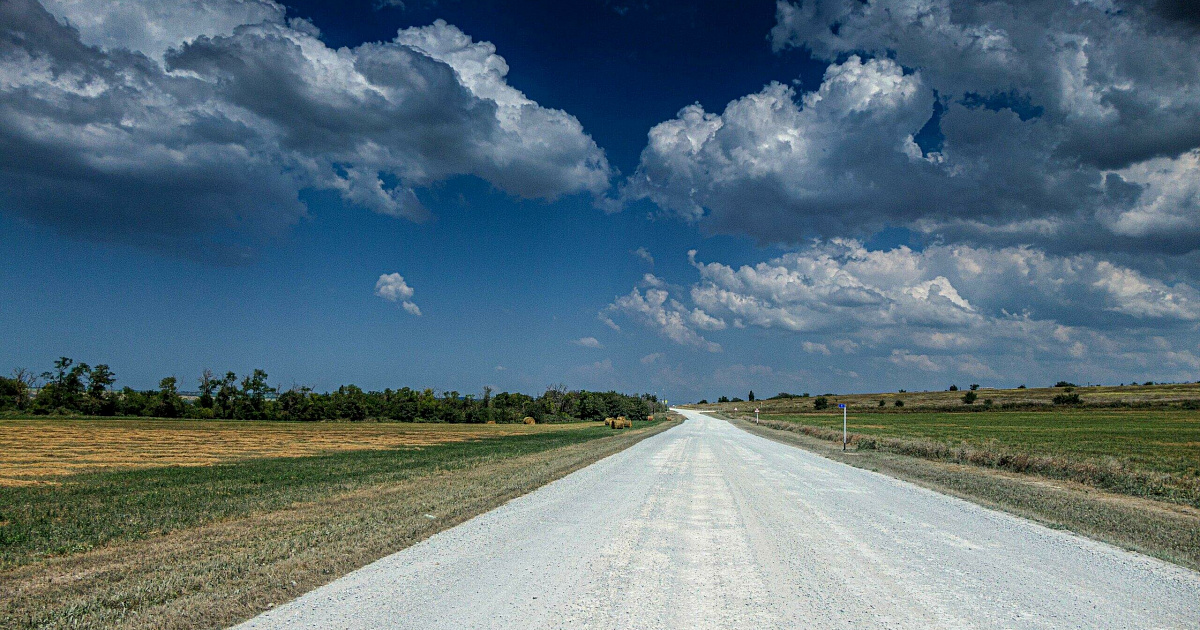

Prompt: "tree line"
[0,358,666,423]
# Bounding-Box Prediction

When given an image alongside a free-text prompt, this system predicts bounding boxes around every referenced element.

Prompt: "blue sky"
[3,0,1200,401]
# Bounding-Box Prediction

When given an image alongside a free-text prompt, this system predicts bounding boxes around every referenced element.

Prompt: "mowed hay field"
[0,417,677,630]
[0,418,593,485]
[734,409,1200,507]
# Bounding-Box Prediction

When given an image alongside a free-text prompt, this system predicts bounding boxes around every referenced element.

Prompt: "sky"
[2,0,1200,401]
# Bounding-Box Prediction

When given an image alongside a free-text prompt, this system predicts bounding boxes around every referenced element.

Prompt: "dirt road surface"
[234,409,1200,629]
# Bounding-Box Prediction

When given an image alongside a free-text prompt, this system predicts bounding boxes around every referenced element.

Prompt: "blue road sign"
[838,403,846,408]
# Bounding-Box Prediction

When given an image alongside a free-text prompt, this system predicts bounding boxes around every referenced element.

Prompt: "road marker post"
[839,403,847,451]
[755,407,759,424]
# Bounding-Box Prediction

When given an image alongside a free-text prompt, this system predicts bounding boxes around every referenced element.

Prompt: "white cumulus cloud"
[375,272,421,315]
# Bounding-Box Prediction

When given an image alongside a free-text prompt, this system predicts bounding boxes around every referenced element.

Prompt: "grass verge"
[722,414,1200,572]
[0,418,679,629]
[744,410,1200,508]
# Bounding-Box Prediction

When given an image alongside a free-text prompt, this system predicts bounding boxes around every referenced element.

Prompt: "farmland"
[701,382,1200,412]
[0,418,594,485]
[0,416,677,629]
[756,409,1200,503]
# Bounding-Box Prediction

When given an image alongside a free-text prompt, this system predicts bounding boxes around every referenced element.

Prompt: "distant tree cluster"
[0,358,666,423]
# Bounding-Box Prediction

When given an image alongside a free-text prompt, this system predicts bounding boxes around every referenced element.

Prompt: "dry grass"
[0,420,679,629]
[0,419,590,485]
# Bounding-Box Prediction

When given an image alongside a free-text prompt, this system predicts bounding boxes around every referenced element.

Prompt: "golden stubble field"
[0,418,596,485]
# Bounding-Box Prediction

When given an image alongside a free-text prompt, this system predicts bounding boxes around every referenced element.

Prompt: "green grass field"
[755,409,1200,506]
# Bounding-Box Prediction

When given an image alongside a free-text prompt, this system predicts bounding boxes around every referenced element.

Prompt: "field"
[701,381,1200,413]
[0,418,591,485]
[0,416,678,629]
[738,409,1200,507]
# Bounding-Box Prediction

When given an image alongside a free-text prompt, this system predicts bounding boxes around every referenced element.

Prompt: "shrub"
[983,398,994,407]
[962,391,978,405]
[1018,384,1026,389]
[970,384,980,391]
[894,399,904,407]
[1052,392,1082,405]
[878,399,886,407]
[856,437,877,450]
[697,399,708,404]
[949,384,959,391]
[1055,381,1077,388]
[813,396,829,410]
[730,397,744,403]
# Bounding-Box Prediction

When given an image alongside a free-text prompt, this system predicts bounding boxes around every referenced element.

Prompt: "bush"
[1055,381,1077,388]
[970,384,980,391]
[983,398,994,407]
[813,396,829,410]
[894,399,904,407]
[697,399,708,404]
[856,437,877,450]
[962,391,978,405]
[878,399,886,407]
[1018,384,1026,389]
[1052,392,1082,405]
[949,384,959,391]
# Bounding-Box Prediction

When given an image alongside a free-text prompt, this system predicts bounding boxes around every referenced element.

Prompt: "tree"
[87,364,115,399]
[948,384,959,391]
[969,384,979,391]
[154,376,185,418]
[37,357,89,411]
[813,396,829,410]
[748,390,755,402]
[1055,381,1077,388]
[237,369,275,419]
[1,368,36,410]
[198,369,216,409]
[215,371,239,418]
[961,391,978,405]
[717,396,730,403]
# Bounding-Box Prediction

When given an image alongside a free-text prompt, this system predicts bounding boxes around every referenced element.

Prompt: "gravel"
[233,409,1200,629]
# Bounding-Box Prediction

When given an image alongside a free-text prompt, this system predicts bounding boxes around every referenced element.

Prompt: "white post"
[843,405,847,451]
[755,408,759,424]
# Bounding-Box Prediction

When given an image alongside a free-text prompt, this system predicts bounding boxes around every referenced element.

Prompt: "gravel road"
[234,409,1200,629]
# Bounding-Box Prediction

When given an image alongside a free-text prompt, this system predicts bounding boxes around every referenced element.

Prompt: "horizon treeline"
[0,357,666,423]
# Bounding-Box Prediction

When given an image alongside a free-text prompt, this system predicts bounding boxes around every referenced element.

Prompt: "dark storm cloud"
[0,0,611,256]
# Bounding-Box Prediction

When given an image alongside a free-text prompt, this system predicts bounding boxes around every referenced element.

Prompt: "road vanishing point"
[235,409,1200,629]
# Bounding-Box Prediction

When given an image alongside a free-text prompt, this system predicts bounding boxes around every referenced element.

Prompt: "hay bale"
[604,417,615,427]
[646,415,654,422]
[523,416,536,425]
[486,420,496,425]
[617,416,629,429]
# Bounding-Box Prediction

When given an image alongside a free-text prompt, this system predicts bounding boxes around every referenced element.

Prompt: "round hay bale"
[523,416,536,425]
[604,417,614,427]
[646,415,654,421]
[486,420,496,424]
